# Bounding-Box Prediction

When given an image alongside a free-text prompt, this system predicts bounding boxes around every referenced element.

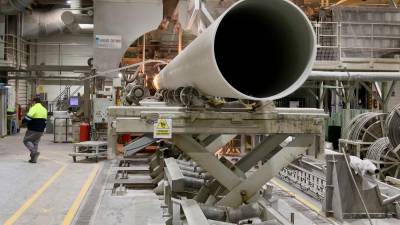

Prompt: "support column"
[107,118,117,159]
[240,135,246,155]
[319,81,324,109]
[83,73,91,121]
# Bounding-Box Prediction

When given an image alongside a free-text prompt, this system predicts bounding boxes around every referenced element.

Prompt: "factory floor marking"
[61,164,100,225]
[270,178,321,213]
[3,163,66,225]
[270,178,340,225]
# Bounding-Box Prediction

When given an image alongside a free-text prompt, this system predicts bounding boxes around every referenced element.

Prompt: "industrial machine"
[107,1,398,223]
[107,0,325,224]
[277,108,400,221]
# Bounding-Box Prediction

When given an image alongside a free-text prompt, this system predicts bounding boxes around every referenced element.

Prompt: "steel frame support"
[361,81,383,105]
[180,199,209,225]
[195,134,289,202]
[107,120,117,159]
[164,158,185,192]
[174,133,314,208]
[235,134,289,172]
[173,134,242,190]
[216,140,312,207]
[204,134,237,153]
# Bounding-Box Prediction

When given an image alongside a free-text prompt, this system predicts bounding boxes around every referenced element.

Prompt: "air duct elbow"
[22,9,93,38]
[22,9,65,38]
[61,11,93,25]
[61,11,93,33]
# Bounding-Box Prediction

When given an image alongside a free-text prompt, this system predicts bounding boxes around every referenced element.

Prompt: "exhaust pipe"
[155,0,316,101]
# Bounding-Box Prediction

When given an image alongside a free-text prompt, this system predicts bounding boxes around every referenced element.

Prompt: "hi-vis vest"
[25,103,48,132]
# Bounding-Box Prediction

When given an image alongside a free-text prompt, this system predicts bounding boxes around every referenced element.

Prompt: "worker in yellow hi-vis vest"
[22,96,48,163]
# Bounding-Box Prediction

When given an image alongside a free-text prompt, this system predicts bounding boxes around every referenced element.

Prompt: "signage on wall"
[95,35,122,49]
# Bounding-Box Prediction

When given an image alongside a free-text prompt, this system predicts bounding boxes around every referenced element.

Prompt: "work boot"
[29,152,40,163]
[29,153,34,163]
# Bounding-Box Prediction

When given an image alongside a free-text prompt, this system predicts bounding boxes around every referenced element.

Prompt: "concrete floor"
[271,178,400,225]
[5,130,395,225]
[0,130,165,225]
[90,189,165,225]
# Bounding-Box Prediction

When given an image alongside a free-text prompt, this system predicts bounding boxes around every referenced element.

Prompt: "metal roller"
[199,202,263,223]
[342,112,386,156]
[385,104,400,148]
[342,112,386,142]
[366,137,400,178]
[154,0,316,101]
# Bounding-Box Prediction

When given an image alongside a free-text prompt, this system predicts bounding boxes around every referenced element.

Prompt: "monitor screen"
[69,97,79,107]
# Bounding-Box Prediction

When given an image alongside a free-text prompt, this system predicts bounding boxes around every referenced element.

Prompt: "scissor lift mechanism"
[107,102,327,224]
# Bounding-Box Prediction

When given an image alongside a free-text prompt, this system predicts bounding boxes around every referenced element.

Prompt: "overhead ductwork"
[22,9,93,38]
[69,0,81,13]
[0,0,91,37]
[61,10,93,33]
[0,0,34,15]
[23,9,65,38]
[309,71,400,81]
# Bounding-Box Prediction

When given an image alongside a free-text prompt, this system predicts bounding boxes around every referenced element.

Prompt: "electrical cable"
[81,59,167,81]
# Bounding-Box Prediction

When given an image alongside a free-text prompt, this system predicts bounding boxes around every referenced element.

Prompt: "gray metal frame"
[107,103,327,224]
[107,103,326,158]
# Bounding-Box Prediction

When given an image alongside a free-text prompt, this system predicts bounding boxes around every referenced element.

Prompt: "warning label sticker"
[154,118,172,139]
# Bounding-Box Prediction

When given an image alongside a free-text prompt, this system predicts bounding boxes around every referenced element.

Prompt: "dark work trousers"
[23,130,43,155]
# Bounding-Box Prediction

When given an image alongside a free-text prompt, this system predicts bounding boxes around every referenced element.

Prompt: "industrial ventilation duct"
[0,0,34,15]
[0,0,91,37]
[69,0,81,13]
[23,9,65,38]
[23,10,93,38]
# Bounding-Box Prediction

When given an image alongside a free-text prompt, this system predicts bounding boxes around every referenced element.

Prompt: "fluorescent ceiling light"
[78,24,94,29]
[67,0,71,4]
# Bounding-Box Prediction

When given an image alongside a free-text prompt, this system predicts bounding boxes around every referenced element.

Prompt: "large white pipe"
[310,71,400,81]
[156,0,316,101]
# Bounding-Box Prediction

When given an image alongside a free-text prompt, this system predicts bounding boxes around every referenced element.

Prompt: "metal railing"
[0,34,92,70]
[28,42,92,67]
[314,21,400,62]
[0,34,30,68]
[48,85,83,112]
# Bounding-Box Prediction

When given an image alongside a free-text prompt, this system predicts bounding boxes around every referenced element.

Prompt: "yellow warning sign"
[37,85,45,93]
[154,118,172,139]
[156,119,169,129]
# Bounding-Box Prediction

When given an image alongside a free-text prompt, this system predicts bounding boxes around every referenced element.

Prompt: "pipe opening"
[214,0,315,99]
